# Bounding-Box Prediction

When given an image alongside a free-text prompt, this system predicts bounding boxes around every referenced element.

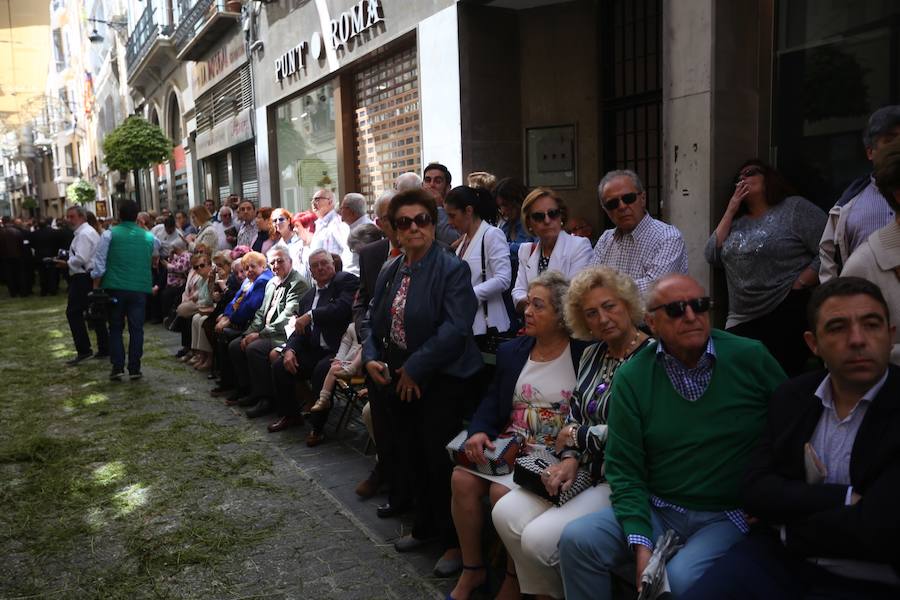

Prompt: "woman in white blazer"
[445,186,513,336]
[512,187,592,310]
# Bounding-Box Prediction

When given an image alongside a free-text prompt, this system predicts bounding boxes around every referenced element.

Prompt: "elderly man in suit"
[268,248,359,446]
[684,276,900,599]
[229,245,308,417]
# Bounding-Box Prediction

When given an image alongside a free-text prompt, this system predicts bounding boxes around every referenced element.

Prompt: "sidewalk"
[0,294,450,599]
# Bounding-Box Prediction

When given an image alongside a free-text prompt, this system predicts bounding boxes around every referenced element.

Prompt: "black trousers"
[38,261,60,295]
[66,273,108,356]
[2,258,27,297]
[385,373,465,548]
[727,288,813,377]
[160,285,184,322]
[683,530,899,600]
[215,327,244,388]
[227,335,279,400]
[271,345,333,423]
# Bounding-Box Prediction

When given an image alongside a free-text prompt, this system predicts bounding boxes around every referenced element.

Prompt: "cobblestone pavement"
[0,293,449,599]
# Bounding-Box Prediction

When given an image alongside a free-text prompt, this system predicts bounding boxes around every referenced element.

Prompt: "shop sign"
[196,108,254,159]
[274,0,384,83]
[192,34,248,98]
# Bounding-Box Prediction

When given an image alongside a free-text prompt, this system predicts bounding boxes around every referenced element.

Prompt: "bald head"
[645,274,712,368]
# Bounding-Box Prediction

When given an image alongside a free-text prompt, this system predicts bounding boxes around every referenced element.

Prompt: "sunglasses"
[195,263,209,269]
[273,216,289,223]
[529,209,562,222]
[603,192,639,212]
[739,167,763,180]
[393,213,433,230]
[648,297,713,319]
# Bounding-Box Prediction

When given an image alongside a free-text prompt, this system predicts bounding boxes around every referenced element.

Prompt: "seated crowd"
[98,106,899,600]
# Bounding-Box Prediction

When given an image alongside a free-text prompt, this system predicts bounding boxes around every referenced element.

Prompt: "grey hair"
[308,247,333,263]
[374,190,395,216]
[266,243,292,263]
[394,172,423,191]
[863,105,900,149]
[66,204,87,218]
[348,223,384,251]
[341,193,366,218]
[598,169,644,198]
[528,270,571,333]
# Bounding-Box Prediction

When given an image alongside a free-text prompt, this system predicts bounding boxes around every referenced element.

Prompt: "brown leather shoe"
[306,429,326,447]
[267,415,304,433]
[310,396,332,413]
[355,469,383,499]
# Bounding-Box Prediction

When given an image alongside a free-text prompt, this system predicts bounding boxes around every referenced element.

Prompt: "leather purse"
[446,430,522,476]
[513,451,594,506]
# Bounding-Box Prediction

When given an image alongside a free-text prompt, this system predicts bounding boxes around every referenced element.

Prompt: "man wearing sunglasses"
[589,170,688,297]
[560,274,786,600]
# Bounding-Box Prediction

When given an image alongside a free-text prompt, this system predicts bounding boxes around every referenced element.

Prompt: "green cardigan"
[606,329,786,542]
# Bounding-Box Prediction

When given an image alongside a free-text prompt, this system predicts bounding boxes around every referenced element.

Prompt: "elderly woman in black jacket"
[361,188,483,560]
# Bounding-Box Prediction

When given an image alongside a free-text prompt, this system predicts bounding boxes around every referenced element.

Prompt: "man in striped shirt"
[819,105,900,282]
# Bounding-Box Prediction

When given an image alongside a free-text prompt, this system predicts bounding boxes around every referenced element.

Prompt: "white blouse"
[456,220,512,335]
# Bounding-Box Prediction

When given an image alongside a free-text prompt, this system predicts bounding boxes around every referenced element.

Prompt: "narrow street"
[0,293,447,599]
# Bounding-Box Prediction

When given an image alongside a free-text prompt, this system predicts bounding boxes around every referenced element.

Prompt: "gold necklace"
[608,330,642,360]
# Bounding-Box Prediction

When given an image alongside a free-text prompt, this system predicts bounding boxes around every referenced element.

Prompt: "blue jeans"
[559,505,745,600]
[107,289,147,374]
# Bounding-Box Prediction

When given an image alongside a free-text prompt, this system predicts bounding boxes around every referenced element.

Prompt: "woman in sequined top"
[491,266,651,600]
[705,159,826,375]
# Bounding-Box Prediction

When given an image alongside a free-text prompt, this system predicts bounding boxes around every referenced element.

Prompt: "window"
[600,0,662,216]
[353,47,420,203]
[275,81,338,213]
[773,1,900,209]
[53,29,65,71]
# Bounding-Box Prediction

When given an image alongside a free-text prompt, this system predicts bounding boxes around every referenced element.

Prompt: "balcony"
[125,5,175,91]
[173,0,241,62]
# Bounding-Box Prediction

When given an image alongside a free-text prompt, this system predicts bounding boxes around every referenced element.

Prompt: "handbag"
[446,430,522,476]
[474,234,517,354]
[513,450,594,506]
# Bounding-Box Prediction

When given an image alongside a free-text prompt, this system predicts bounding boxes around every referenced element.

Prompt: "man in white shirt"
[212,206,236,250]
[151,216,187,258]
[59,205,108,364]
[340,193,374,230]
[589,169,688,297]
[310,188,352,269]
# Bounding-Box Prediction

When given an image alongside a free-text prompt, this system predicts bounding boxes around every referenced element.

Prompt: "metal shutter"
[215,155,230,203]
[239,145,258,202]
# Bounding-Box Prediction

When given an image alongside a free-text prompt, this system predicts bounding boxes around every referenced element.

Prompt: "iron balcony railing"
[125,5,173,74]
[173,0,232,55]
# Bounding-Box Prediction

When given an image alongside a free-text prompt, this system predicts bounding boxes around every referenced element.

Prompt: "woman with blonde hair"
[512,188,592,313]
[491,266,652,599]
[189,205,219,253]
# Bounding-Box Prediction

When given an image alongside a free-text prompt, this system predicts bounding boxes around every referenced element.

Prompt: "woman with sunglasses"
[268,207,294,252]
[445,186,513,341]
[491,267,652,600]
[512,188,592,313]
[705,159,827,375]
[361,188,483,570]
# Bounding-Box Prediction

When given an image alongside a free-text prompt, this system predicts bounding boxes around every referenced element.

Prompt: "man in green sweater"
[559,274,786,599]
[91,200,156,381]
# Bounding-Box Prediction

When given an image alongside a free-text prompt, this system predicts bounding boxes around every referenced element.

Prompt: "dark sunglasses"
[529,208,562,222]
[648,297,713,319]
[195,263,209,268]
[603,192,639,212]
[393,213,433,230]
[738,167,763,181]
[273,216,289,223]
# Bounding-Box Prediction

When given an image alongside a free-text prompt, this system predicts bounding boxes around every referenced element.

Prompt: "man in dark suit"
[684,277,900,599]
[268,248,358,446]
[351,190,404,500]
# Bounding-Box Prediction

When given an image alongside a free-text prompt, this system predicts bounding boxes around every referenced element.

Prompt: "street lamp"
[87,18,129,43]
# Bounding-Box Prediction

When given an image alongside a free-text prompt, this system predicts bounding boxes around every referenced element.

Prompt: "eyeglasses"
[529,209,562,222]
[602,192,639,211]
[739,167,763,180]
[273,216,289,223]
[195,263,209,269]
[393,213,433,230]
[648,297,713,319]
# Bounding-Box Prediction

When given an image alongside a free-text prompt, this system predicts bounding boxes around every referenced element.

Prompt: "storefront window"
[774,1,900,209]
[275,81,338,214]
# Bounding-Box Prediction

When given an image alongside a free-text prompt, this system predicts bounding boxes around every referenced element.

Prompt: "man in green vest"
[91,199,156,381]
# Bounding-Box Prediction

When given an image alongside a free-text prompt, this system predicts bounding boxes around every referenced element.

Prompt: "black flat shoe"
[376,502,411,519]
[65,353,93,365]
[244,401,273,419]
